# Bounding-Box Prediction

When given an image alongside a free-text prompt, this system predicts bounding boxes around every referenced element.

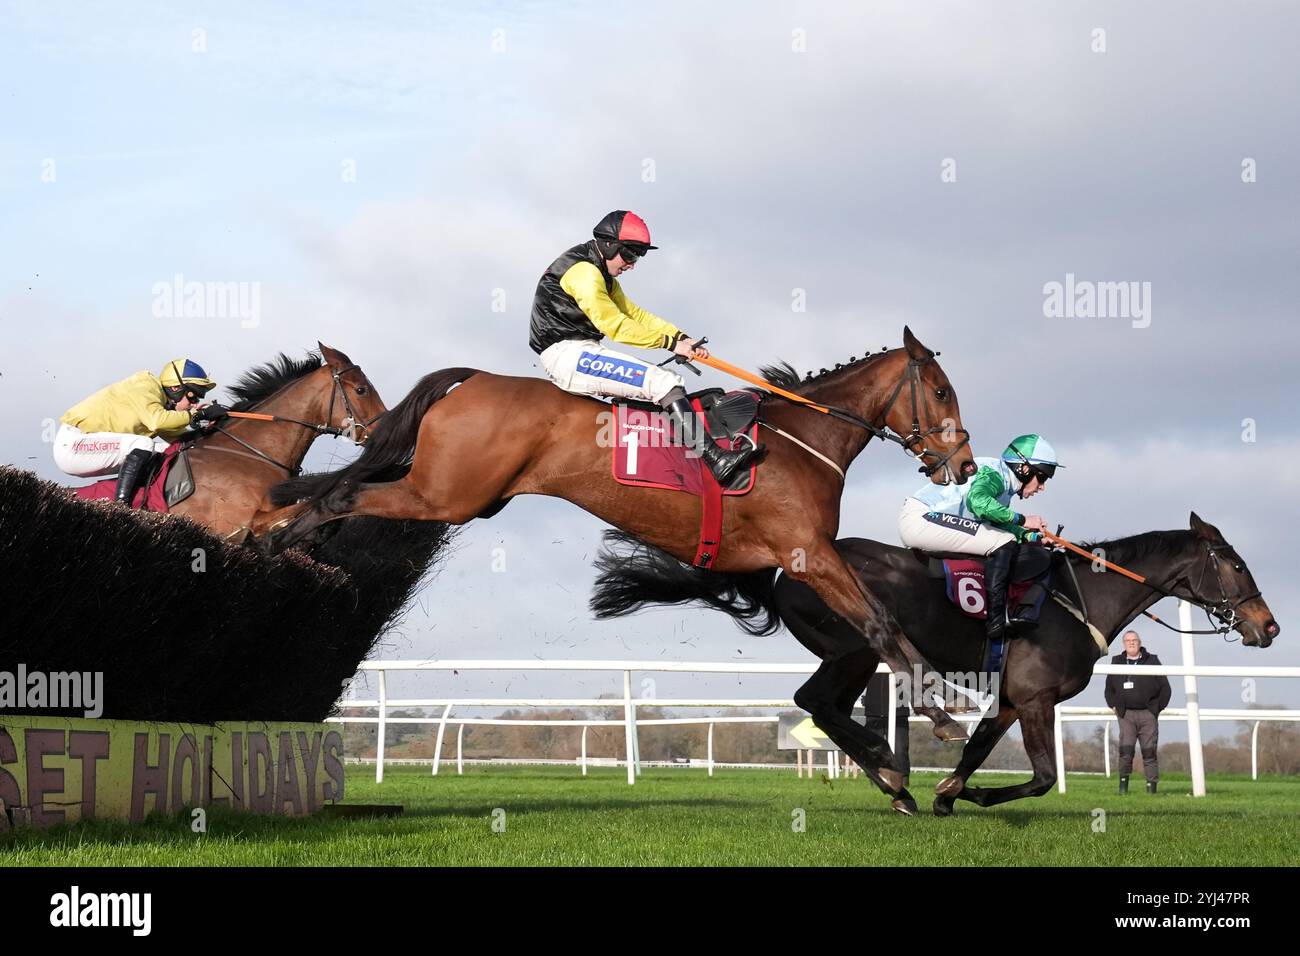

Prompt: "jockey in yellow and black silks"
[530,210,756,484]
[54,358,230,504]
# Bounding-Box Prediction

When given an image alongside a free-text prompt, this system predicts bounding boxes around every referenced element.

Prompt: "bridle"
[1166,542,1262,636]
[205,363,383,475]
[1116,540,1262,638]
[324,363,384,445]
[774,352,971,481]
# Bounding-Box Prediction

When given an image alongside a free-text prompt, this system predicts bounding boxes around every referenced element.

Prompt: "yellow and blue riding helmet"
[159,358,217,404]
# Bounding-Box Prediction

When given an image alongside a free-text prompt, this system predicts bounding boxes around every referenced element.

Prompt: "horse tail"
[589,530,783,636]
[269,367,480,509]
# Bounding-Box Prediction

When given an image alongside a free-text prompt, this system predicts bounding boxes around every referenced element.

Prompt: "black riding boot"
[984,541,1017,641]
[113,448,154,506]
[664,397,755,485]
[1119,775,1130,795]
[1146,780,1157,794]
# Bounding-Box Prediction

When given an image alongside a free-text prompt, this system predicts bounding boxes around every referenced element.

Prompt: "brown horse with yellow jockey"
[253,211,980,767]
[55,345,386,539]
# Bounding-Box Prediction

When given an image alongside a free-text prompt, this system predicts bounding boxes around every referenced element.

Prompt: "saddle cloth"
[942,559,1045,621]
[612,388,760,495]
[72,442,195,512]
[610,388,761,570]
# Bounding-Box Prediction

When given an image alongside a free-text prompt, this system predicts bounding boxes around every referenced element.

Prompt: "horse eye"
[935,388,950,402]
[356,385,369,395]
[1233,563,1244,574]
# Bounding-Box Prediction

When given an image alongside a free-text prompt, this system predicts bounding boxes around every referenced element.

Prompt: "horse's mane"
[759,349,891,394]
[225,352,322,412]
[1074,529,1191,566]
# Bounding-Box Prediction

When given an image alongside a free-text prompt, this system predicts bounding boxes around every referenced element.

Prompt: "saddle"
[71,443,196,512]
[610,388,763,570]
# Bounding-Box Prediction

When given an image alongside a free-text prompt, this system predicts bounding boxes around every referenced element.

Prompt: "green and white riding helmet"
[1001,434,1063,486]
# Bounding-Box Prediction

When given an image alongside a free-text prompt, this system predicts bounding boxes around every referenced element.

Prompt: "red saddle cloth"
[611,396,758,570]
[71,442,182,513]
[943,559,1034,620]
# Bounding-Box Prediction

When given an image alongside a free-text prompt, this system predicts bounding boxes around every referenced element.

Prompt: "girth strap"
[691,396,725,570]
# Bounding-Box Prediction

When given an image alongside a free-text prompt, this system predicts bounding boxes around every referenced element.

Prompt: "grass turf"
[2,765,1297,866]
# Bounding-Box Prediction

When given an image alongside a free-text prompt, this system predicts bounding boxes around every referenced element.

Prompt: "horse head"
[319,342,386,444]
[1179,512,1280,648]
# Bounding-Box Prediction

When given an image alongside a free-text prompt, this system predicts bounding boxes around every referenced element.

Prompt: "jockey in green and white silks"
[898,434,1062,639]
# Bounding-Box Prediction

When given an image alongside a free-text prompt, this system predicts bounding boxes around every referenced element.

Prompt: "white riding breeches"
[897,497,1017,557]
[539,338,684,404]
[53,422,168,478]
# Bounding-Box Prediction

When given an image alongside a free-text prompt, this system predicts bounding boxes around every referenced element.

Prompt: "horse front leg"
[932,703,1018,816]
[790,543,967,743]
[952,693,1059,810]
[828,650,921,816]
[791,648,918,814]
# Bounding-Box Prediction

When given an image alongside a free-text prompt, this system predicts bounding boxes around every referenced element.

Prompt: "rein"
[1043,530,1260,637]
[200,363,378,475]
[697,350,971,480]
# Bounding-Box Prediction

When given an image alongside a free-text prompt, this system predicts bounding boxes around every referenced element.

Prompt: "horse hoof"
[934,722,969,743]
[891,796,919,816]
[935,774,964,798]
[933,797,955,817]
[878,768,905,792]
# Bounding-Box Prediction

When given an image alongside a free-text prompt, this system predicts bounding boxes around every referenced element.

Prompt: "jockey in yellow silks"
[530,210,757,484]
[54,358,230,504]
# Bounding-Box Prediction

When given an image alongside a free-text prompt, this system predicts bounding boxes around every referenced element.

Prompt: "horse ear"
[902,325,931,361]
[1190,511,1220,540]
[317,343,352,367]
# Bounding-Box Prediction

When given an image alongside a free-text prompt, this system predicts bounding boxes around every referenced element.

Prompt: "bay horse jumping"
[253,327,978,773]
[589,513,1279,814]
[148,344,385,539]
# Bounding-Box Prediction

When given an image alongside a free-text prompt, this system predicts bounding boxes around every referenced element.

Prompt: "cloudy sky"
[3,2,1297,737]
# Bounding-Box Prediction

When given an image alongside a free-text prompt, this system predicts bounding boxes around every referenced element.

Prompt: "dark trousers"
[1117,709,1159,783]
[863,672,910,783]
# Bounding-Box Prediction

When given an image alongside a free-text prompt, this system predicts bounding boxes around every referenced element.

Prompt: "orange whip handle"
[225,411,275,422]
[694,354,831,414]
[1040,530,1148,584]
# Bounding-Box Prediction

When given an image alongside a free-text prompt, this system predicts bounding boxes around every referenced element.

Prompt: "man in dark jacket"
[1104,630,1172,794]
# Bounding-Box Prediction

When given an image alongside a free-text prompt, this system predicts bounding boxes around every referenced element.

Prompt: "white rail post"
[376,669,387,784]
[456,723,465,775]
[1104,721,1111,778]
[707,722,715,777]
[1054,703,1066,793]
[826,750,834,779]
[622,670,636,785]
[1251,721,1260,781]
[431,703,453,777]
[886,670,897,752]
[581,725,588,777]
[1180,600,1207,797]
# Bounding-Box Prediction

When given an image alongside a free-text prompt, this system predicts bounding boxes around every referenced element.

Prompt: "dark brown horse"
[167,344,385,539]
[589,513,1280,814]
[253,327,977,773]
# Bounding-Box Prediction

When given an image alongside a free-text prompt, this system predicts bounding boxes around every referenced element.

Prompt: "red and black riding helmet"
[593,210,658,261]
